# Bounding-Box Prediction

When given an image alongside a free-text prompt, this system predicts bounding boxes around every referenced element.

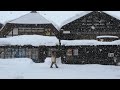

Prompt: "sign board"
[108,53,114,57]
[63,31,70,34]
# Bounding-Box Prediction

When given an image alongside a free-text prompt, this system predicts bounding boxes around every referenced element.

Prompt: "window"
[25,29,31,33]
[48,48,52,56]
[108,53,114,57]
[13,28,18,35]
[19,29,24,35]
[37,29,44,35]
[48,48,56,57]
[73,49,78,56]
[31,48,39,60]
[12,47,25,58]
[4,48,12,58]
[32,29,38,33]
[45,29,51,36]
[38,29,44,32]
[0,48,4,58]
[18,28,46,35]
[66,49,73,56]
[100,39,104,42]
[26,48,32,58]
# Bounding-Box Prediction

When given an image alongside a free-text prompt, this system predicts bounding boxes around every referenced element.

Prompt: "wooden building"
[0,35,59,63]
[0,11,59,38]
[60,11,120,40]
[0,11,60,63]
[61,40,120,65]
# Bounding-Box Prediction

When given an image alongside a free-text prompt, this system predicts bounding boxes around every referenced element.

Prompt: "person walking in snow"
[50,51,58,68]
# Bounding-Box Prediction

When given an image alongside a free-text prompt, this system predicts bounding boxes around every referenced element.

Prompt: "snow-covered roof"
[1,36,120,46]
[97,36,119,39]
[8,11,51,24]
[61,40,120,46]
[103,11,120,21]
[60,11,120,28]
[60,11,92,27]
[47,19,60,30]
[1,11,60,30]
[61,40,98,46]
[0,35,59,46]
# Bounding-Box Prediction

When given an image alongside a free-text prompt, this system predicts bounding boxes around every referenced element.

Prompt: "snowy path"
[0,58,120,79]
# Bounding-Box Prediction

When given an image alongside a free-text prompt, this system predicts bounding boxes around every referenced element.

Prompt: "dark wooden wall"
[60,11,120,40]
[61,45,120,65]
[0,23,59,38]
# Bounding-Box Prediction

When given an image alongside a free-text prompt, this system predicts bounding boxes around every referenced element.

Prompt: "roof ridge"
[60,11,92,28]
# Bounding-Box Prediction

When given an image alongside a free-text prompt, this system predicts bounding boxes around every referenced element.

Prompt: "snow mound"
[0,58,34,65]
[44,57,51,65]
[44,57,62,65]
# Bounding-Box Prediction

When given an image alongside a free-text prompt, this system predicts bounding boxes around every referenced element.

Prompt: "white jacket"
[51,56,56,63]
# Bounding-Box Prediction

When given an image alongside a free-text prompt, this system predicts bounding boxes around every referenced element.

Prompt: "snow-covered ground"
[0,58,120,79]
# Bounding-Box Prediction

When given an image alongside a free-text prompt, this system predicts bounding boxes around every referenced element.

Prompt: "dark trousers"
[50,62,58,68]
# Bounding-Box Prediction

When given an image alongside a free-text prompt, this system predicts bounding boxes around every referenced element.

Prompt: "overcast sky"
[0,11,120,26]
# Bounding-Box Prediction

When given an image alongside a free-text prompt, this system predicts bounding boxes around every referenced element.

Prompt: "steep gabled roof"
[60,11,92,27]
[60,11,120,28]
[103,11,120,21]
[0,11,60,31]
[8,11,51,24]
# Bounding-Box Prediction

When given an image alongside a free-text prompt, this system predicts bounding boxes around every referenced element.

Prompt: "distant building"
[0,11,59,38]
[0,23,3,29]
[60,11,120,40]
